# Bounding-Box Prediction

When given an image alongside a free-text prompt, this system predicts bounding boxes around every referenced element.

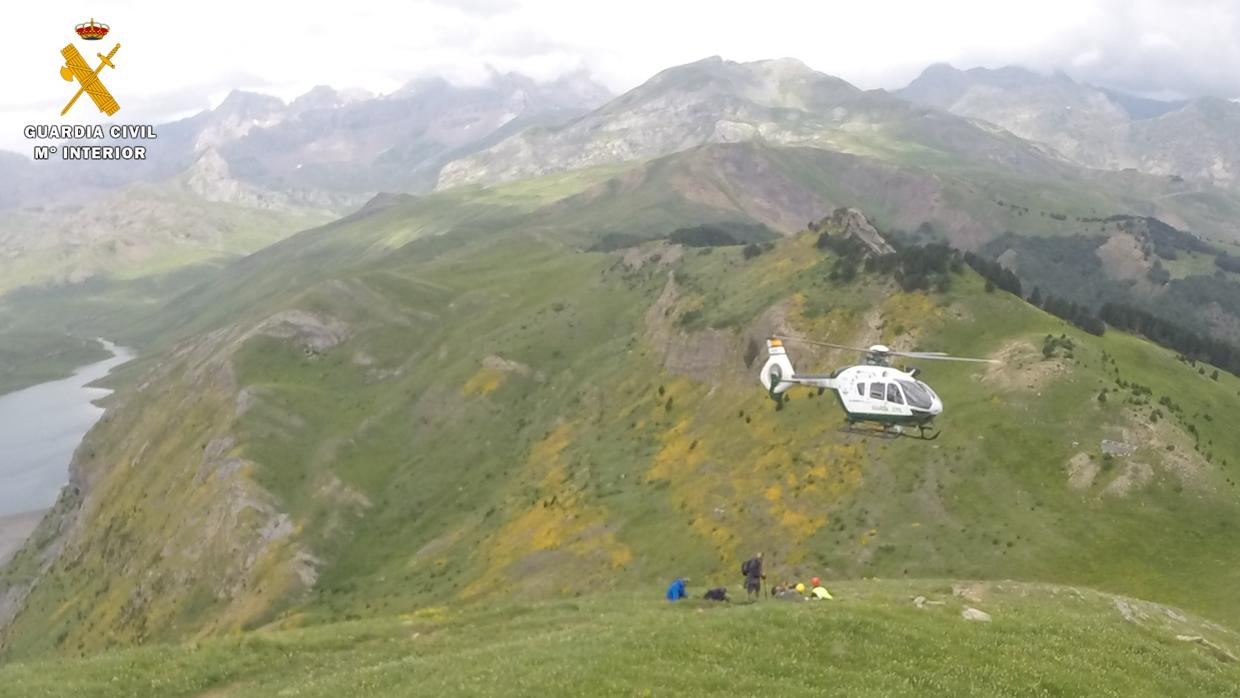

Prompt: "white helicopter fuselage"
[759,339,944,425]
[831,364,943,424]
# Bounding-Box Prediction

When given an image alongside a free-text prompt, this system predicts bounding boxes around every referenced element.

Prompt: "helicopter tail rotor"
[759,338,795,399]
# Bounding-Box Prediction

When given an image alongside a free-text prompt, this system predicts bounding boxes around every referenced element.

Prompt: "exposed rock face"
[1100,439,1138,457]
[193,90,288,153]
[962,607,993,622]
[1176,635,1239,663]
[437,57,856,188]
[644,271,735,383]
[181,148,328,212]
[222,72,611,196]
[248,310,352,354]
[436,56,1053,191]
[821,208,895,255]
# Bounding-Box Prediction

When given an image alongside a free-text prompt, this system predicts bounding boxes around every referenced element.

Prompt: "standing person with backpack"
[741,552,765,601]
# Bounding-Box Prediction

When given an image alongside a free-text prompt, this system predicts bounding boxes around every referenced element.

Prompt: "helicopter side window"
[856,383,865,396]
[869,383,885,400]
[886,383,903,404]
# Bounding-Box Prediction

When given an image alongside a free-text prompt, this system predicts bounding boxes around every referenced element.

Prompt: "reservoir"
[0,340,133,517]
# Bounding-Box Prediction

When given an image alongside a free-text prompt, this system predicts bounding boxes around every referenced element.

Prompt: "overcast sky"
[3,0,1239,151]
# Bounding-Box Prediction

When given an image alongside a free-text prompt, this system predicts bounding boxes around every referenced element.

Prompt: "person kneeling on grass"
[775,583,806,601]
[666,576,690,601]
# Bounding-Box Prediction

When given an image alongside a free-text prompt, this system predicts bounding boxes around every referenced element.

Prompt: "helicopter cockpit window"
[869,383,885,400]
[886,383,903,404]
[898,380,934,410]
[856,383,865,396]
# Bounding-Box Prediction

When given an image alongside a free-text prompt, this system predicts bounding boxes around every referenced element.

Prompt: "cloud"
[944,0,1240,98]
[428,0,521,14]
[3,0,1239,151]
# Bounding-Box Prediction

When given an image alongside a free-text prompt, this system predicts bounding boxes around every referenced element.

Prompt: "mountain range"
[898,63,1240,188]
[4,57,1240,301]
[436,56,1065,189]
[0,71,612,295]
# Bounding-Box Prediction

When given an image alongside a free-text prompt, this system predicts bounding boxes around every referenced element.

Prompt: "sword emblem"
[60,43,121,116]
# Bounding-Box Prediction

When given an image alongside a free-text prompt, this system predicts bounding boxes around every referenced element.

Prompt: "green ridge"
[1,582,1237,697]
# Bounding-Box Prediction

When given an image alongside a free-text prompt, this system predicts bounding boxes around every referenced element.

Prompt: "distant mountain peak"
[974,65,1048,83]
[290,85,341,111]
[216,90,285,117]
[393,75,453,97]
[439,56,1043,191]
[287,85,374,114]
[760,56,812,69]
[626,55,858,110]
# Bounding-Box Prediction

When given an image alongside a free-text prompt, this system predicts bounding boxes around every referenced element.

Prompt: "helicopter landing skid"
[840,421,940,441]
[839,422,901,439]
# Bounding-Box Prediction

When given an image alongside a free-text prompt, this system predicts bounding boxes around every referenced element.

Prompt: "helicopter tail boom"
[759,338,837,399]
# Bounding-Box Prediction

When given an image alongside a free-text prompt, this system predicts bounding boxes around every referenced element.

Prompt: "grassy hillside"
[5,194,1240,666]
[979,217,1240,349]
[0,138,1238,698]
[532,142,1240,249]
[3,137,1240,396]
[1,581,1237,697]
[0,63,1238,695]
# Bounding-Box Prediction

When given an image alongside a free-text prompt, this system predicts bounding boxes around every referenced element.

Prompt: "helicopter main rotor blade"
[773,335,871,353]
[890,352,998,363]
[775,335,999,363]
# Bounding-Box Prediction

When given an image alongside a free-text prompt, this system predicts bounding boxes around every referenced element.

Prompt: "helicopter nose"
[930,396,943,415]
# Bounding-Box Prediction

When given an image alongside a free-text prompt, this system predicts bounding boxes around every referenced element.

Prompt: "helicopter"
[758,335,997,440]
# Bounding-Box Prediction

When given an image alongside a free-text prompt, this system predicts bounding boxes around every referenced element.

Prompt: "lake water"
[0,340,133,516]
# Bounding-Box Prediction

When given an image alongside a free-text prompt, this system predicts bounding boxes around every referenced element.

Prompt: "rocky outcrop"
[643,271,735,382]
[962,607,993,622]
[817,207,895,255]
[248,310,352,354]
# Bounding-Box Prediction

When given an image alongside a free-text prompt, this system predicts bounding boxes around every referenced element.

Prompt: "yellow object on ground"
[812,586,833,600]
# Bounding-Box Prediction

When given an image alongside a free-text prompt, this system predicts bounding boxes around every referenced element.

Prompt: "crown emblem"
[75,18,110,41]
